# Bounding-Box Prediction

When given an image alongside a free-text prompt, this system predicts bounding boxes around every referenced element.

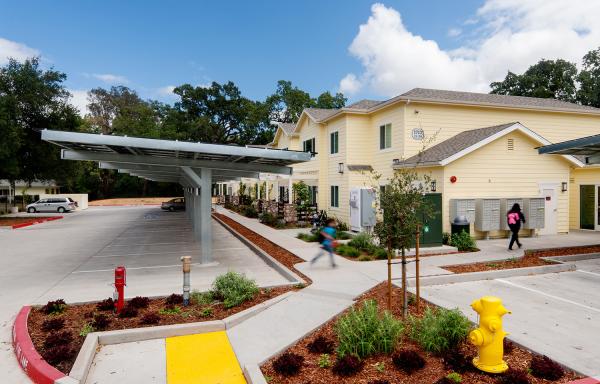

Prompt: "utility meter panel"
[449,199,476,224]
[500,198,524,230]
[350,187,376,232]
[523,198,545,229]
[475,199,501,232]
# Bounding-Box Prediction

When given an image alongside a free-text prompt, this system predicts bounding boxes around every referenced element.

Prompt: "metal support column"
[199,168,212,264]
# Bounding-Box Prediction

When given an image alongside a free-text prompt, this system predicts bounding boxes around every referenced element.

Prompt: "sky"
[1,0,600,115]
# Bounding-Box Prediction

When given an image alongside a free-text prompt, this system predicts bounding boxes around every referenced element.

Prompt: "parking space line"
[496,278,600,313]
[93,251,198,258]
[106,242,187,247]
[72,263,209,273]
[576,269,600,278]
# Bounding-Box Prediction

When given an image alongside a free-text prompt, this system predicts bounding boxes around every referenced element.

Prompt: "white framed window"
[330,185,339,208]
[303,137,316,156]
[379,123,392,149]
[330,131,339,154]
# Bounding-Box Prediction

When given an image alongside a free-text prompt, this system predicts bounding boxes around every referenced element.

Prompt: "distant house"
[0,180,60,203]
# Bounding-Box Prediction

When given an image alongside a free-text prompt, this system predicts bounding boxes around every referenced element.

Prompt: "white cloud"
[0,37,39,64]
[448,28,462,37]
[340,1,600,97]
[68,89,89,116]
[89,73,129,84]
[157,85,176,96]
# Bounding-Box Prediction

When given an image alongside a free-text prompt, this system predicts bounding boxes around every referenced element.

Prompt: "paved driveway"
[0,206,289,383]
[419,257,600,377]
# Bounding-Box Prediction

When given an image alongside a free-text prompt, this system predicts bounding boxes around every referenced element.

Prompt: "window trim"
[379,123,392,150]
[330,185,339,208]
[303,137,316,157]
[330,131,339,155]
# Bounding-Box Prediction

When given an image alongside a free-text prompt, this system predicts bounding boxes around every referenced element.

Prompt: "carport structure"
[538,133,600,163]
[41,129,310,263]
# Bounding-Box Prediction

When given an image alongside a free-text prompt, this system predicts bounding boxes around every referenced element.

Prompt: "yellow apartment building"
[227,88,600,239]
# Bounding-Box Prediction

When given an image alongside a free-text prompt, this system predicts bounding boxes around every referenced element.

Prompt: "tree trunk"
[401,247,408,318]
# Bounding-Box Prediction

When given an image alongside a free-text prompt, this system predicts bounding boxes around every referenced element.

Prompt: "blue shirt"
[322,227,336,248]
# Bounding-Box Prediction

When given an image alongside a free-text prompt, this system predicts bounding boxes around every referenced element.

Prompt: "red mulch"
[29,286,294,373]
[0,217,53,226]
[526,244,600,258]
[213,213,312,284]
[261,282,580,384]
[443,254,557,274]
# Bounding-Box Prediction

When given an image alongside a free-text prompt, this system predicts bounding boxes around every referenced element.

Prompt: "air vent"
[507,138,514,151]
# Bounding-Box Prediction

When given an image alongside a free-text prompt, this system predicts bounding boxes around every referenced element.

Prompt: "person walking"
[311,218,338,267]
[507,203,526,250]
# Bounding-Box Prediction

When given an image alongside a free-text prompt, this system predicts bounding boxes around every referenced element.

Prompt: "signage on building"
[411,127,425,141]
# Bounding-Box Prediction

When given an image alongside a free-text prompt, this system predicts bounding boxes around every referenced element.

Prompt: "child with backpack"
[507,203,526,250]
[310,218,338,267]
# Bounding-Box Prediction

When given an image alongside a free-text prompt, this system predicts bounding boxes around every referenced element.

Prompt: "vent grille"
[507,138,515,151]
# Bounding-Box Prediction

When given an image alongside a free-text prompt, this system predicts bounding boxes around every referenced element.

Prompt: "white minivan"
[26,197,76,213]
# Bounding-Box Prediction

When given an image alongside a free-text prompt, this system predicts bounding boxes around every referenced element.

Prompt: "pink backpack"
[507,212,519,225]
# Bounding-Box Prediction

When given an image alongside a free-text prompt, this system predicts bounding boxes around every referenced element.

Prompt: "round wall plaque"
[411,127,425,141]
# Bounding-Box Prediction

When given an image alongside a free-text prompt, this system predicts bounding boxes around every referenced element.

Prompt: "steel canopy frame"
[41,129,310,264]
[538,133,600,164]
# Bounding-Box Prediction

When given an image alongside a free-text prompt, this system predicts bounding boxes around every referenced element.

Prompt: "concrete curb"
[12,306,67,384]
[567,378,600,384]
[12,216,63,229]
[545,253,600,262]
[243,364,268,384]
[224,291,295,329]
[212,214,306,285]
[409,263,576,287]
[68,332,98,382]
[98,320,225,345]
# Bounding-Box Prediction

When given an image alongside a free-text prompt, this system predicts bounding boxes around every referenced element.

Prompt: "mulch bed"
[261,282,580,384]
[213,212,312,284]
[29,286,294,373]
[526,244,600,258]
[442,254,557,274]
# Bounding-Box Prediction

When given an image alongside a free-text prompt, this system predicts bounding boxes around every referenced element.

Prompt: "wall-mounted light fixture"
[431,180,437,192]
[338,163,344,174]
[562,182,568,192]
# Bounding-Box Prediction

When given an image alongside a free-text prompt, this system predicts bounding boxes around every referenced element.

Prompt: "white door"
[540,188,557,235]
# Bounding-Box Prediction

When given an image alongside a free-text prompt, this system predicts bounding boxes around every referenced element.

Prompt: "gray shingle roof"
[400,88,600,114]
[278,122,297,136]
[346,99,383,110]
[304,108,341,122]
[398,122,518,167]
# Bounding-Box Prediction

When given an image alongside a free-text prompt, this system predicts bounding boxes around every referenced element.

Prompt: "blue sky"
[2,0,598,112]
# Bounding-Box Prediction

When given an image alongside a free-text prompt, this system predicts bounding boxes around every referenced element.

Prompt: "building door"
[540,187,557,235]
[580,185,595,230]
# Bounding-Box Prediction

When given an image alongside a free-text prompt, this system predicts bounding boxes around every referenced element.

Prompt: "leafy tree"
[165,81,272,145]
[266,80,347,123]
[490,59,578,102]
[577,48,600,107]
[0,58,81,202]
[373,169,433,316]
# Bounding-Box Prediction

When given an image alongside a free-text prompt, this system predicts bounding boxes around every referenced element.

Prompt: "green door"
[415,193,443,247]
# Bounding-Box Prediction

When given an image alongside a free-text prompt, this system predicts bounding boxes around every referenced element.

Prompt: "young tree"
[577,47,600,108]
[373,168,433,316]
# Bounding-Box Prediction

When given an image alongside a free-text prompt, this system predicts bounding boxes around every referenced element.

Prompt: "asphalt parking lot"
[420,257,600,377]
[0,205,291,383]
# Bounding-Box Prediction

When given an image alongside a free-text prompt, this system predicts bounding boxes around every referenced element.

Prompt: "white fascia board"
[42,129,310,163]
[439,123,584,167]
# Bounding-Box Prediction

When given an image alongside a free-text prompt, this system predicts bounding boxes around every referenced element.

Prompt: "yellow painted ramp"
[166,331,246,384]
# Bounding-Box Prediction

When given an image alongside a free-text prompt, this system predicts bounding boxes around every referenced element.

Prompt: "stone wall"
[283,203,297,223]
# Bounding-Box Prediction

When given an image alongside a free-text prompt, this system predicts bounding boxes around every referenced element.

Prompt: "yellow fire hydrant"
[468,296,511,374]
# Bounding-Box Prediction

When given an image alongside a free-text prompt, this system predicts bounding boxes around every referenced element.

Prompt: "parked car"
[161,197,185,211]
[26,197,76,213]
[67,197,78,208]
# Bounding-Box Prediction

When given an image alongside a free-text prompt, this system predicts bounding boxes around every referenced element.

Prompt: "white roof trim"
[439,123,584,167]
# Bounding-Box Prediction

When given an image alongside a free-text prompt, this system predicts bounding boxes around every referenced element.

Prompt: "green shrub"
[212,271,259,308]
[450,231,477,251]
[358,254,373,261]
[190,291,214,306]
[79,323,95,337]
[446,372,462,383]
[43,299,67,315]
[409,307,471,354]
[337,244,360,257]
[159,306,181,315]
[260,213,279,227]
[338,232,354,240]
[348,232,374,250]
[373,247,389,260]
[335,300,404,359]
[297,233,318,242]
[442,232,451,245]
[200,307,213,317]
[242,205,258,218]
[318,354,331,368]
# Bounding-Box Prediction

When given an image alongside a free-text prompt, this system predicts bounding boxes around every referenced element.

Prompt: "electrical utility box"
[475,199,501,232]
[349,187,376,232]
[500,198,524,230]
[523,198,545,230]
[449,199,476,224]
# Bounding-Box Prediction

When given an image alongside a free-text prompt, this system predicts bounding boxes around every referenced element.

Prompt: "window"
[308,186,318,205]
[303,138,316,156]
[330,131,339,154]
[379,123,392,149]
[330,185,339,208]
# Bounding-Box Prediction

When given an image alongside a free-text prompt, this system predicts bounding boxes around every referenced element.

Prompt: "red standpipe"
[114,266,126,313]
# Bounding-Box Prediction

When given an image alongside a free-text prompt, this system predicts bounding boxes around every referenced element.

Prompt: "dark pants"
[509,224,522,249]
